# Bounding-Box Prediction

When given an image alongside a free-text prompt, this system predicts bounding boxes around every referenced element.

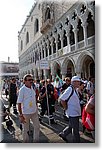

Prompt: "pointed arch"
[69,25,75,45]
[58,34,61,50]
[53,37,56,53]
[76,51,95,78]
[62,57,75,77]
[77,18,84,42]
[87,12,95,38]
[26,32,29,45]
[45,7,51,21]
[34,18,39,34]
[63,30,67,47]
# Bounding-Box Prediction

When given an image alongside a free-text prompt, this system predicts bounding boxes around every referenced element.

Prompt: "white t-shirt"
[17,85,37,114]
[60,86,81,117]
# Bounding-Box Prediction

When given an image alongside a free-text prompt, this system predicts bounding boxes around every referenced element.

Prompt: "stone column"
[46,40,49,59]
[34,69,37,80]
[66,29,71,52]
[50,38,53,56]
[61,69,67,80]
[75,65,81,77]
[55,35,58,57]
[43,69,49,80]
[51,67,55,81]
[43,43,46,59]
[73,28,78,51]
[60,32,63,49]
[40,45,43,60]
[82,22,88,47]
[38,69,42,80]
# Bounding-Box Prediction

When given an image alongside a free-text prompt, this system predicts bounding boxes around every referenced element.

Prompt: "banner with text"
[40,60,49,69]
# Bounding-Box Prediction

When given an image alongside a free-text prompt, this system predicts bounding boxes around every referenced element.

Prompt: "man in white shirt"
[17,74,40,143]
[59,76,81,143]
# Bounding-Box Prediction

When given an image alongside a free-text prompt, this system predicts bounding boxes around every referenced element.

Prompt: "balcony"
[40,19,53,34]
[88,35,95,46]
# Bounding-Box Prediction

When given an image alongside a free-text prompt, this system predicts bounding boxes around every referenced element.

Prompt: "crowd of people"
[0,74,95,143]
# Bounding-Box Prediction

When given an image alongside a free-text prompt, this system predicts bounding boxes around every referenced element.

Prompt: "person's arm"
[18,103,22,115]
[18,103,26,123]
[61,100,67,110]
[17,88,26,123]
[85,103,95,114]
[59,87,72,110]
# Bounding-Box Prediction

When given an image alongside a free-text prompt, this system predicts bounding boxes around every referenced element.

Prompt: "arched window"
[69,25,75,45]
[21,40,23,51]
[49,40,51,55]
[45,7,51,21]
[34,18,39,34]
[53,37,56,53]
[63,30,67,47]
[26,32,29,45]
[77,19,84,42]
[58,34,61,50]
[40,50,41,60]
[45,43,48,57]
[87,12,95,38]
[42,46,44,58]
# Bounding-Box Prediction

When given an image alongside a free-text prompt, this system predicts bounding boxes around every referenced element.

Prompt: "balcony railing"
[78,41,84,49]
[88,36,95,46]
[71,45,75,51]
[21,36,95,69]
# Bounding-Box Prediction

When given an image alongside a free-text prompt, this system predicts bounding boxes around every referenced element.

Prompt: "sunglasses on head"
[26,79,33,81]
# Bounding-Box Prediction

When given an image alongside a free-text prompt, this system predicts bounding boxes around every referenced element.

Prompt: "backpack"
[58,85,74,108]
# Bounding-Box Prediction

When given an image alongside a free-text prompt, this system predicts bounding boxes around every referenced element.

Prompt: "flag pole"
[39,60,51,125]
[45,75,50,125]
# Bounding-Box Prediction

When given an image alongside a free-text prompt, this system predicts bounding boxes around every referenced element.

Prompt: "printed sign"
[40,60,49,69]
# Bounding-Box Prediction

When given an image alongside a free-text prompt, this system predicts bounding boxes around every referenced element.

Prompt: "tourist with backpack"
[58,76,81,143]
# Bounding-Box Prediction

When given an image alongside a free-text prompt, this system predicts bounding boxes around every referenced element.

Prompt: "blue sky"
[0,0,35,62]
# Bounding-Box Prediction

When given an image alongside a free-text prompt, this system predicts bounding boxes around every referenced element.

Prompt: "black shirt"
[9,82,17,96]
[47,83,54,99]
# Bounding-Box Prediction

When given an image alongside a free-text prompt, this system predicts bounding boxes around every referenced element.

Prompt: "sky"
[0,0,35,63]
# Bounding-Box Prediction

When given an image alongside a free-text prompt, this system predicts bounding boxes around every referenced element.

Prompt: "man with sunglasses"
[17,74,40,143]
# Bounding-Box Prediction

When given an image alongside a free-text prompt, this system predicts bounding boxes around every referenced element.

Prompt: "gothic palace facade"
[18,0,95,80]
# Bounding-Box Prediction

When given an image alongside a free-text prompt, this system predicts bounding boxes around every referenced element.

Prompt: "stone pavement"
[0,94,95,143]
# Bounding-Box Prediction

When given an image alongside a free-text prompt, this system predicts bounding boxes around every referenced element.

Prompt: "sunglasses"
[26,79,33,81]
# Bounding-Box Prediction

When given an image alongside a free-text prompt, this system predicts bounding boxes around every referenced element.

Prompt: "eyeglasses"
[26,79,33,81]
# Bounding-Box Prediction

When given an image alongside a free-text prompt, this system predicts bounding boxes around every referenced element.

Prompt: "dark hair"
[23,74,33,81]
[80,81,84,86]
[12,77,16,81]
[41,80,45,85]
[65,77,70,81]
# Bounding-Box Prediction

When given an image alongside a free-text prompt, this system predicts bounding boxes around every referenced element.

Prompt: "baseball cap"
[80,79,86,84]
[71,76,81,82]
